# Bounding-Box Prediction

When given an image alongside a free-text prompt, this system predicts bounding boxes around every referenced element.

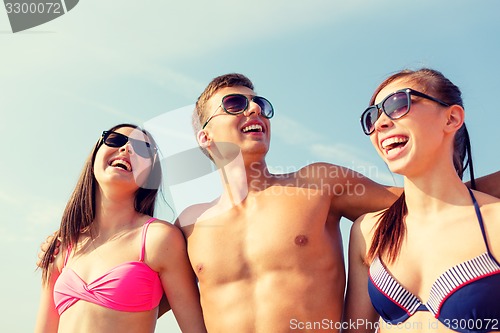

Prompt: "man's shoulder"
[176,201,215,228]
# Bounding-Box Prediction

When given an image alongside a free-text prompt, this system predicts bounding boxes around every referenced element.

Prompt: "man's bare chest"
[186,191,336,283]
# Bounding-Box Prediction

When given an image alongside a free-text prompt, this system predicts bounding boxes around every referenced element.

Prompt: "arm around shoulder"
[322,163,400,222]
[473,171,500,198]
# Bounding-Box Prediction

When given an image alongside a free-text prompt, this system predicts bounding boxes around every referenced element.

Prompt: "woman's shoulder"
[471,191,500,257]
[141,217,188,271]
[472,190,500,220]
[348,211,385,266]
[349,210,384,251]
[143,216,181,235]
[354,210,384,234]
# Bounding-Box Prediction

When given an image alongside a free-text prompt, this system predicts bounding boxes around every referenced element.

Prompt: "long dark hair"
[40,123,162,283]
[366,68,476,264]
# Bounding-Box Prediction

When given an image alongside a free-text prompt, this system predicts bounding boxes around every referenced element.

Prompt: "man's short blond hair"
[192,73,255,160]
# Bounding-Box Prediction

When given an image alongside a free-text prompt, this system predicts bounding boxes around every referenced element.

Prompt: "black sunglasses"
[202,94,274,129]
[360,88,450,135]
[101,131,157,159]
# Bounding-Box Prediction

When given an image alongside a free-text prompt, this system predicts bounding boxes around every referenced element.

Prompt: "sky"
[1,0,499,331]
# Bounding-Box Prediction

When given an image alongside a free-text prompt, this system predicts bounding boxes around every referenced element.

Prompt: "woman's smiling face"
[369,79,451,177]
[93,126,155,191]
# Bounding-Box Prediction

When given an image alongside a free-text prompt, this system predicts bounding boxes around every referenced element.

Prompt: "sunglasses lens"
[104,132,127,147]
[254,97,274,118]
[383,92,409,119]
[222,95,247,114]
[361,107,378,134]
[103,131,155,158]
[221,94,274,119]
[130,139,154,158]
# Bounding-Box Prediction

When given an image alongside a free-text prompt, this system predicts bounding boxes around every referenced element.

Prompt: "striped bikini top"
[368,189,500,333]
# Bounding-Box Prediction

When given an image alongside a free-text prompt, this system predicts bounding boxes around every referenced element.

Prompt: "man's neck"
[214,151,272,206]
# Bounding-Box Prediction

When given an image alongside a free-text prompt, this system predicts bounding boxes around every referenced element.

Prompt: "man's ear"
[444,104,465,134]
[197,129,211,148]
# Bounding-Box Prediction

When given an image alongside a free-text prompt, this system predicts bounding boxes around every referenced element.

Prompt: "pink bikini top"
[54,218,163,315]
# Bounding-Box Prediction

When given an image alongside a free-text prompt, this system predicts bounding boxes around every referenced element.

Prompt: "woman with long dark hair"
[35,124,206,333]
[344,69,500,333]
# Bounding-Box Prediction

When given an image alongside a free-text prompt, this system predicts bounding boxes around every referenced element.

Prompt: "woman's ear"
[444,105,465,134]
[197,129,211,148]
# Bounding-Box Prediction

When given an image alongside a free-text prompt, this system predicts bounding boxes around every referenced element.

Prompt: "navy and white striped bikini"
[368,190,500,333]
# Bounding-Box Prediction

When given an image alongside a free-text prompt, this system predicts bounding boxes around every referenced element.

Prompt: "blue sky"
[1,1,499,331]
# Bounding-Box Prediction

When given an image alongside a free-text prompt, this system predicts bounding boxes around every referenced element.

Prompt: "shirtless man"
[177,73,401,333]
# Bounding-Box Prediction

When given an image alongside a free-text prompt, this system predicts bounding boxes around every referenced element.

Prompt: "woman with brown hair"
[35,123,206,333]
[344,69,500,333]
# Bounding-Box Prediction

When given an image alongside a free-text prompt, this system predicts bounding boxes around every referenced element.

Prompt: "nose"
[373,108,394,132]
[243,99,262,117]
[119,142,133,154]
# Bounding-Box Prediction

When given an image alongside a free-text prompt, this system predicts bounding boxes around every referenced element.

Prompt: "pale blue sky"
[1,1,499,331]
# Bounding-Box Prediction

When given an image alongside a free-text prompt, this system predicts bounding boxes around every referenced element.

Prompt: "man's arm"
[330,165,500,221]
[325,164,401,222]
[472,171,500,198]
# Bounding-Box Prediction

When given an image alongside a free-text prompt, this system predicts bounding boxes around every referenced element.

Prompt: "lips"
[109,157,132,172]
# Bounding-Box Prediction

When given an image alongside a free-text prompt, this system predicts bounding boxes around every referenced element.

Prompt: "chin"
[385,161,407,176]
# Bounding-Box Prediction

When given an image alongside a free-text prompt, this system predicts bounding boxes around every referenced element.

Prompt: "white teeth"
[381,137,408,149]
[242,124,263,133]
[111,159,132,171]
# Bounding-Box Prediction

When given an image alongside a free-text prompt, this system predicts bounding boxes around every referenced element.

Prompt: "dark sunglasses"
[202,93,274,129]
[360,88,450,135]
[101,131,157,158]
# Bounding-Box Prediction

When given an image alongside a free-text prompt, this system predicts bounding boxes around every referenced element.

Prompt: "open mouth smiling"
[241,124,264,133]
[109,158,132,172]
[381,136,409,153]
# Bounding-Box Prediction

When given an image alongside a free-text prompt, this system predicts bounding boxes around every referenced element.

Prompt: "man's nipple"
[294,235,309,247]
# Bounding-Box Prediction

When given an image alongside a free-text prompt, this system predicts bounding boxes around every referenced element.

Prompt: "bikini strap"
[139,217,157,262]
[467,188,491,254]
[63,244,72,267]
